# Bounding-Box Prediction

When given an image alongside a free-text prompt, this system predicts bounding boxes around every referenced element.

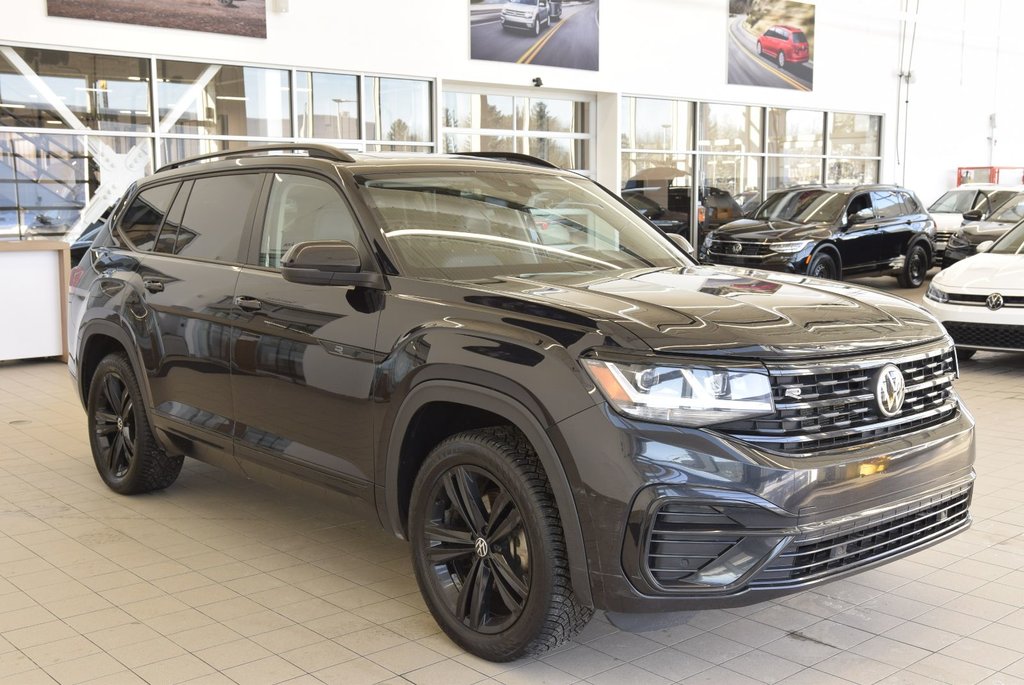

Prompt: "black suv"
[69,147,975,662]
[700,184,935,288]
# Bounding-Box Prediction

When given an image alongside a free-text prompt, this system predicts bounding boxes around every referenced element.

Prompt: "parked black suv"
[68,147,975,662]
[700,184,936,288]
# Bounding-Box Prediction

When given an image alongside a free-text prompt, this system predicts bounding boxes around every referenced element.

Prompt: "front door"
[230,172,383,506]
[837,192,885,274]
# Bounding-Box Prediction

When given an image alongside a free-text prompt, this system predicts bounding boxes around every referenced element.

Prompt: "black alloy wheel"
[424,465,530,634]
[87,353,184,494]
[808,251,839,280]
[409,427,591,661]
[898,243,928,288]
[93,370,136,480]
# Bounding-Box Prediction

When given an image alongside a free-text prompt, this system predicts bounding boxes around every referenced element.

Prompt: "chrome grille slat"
[716,342,957,454]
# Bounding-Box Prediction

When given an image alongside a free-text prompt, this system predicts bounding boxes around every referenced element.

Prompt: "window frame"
[116,180,181,252]
[241,169,376,274]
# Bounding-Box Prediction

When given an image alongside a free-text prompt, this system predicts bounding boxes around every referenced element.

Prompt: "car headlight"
[769,240,812,254]
[948,232,968,247]
[582,358,775,427]
[926,284,949,303]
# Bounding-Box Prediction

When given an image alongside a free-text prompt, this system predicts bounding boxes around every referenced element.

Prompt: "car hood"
[713,219,833,242]
[961,221,1012,242]
[932,212,964,232]
[459,266,944,360]
[934,253,1024,293]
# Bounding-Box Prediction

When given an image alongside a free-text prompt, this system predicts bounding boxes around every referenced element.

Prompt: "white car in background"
[924,219,1024,359]
[928,184,1022,260]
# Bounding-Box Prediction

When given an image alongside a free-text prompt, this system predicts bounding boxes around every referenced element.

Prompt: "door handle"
[234,296,262,312]
[143,279,164,293]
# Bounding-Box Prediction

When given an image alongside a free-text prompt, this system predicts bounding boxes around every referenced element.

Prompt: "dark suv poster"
[727,0,814,91]
[470,0,599,71]
[47,0,268,38]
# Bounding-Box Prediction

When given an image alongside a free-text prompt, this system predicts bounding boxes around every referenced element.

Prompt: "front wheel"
[87,353,183,495]
[897,243,929,288]
[756,41,763,57]
[808,251,839,280]
[409,427,592,661]
[533,18,541,35]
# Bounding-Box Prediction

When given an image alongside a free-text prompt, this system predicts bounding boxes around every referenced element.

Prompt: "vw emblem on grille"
[474,537,489,558]
[731,242,743,254]
[987,292,1004,311]
[874,364,906,418]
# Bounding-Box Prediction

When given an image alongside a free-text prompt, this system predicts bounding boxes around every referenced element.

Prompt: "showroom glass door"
[441,85,595,176]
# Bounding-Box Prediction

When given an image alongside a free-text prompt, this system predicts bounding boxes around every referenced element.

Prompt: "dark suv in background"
[700,184,936,287]
[69,147,974,662]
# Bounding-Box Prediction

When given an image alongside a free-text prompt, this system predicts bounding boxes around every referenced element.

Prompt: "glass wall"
[442,90,591,173]
[0,44,436,240]
[622,95,882,244]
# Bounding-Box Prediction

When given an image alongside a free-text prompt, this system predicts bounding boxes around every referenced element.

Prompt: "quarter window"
[120,183,178,251]
[173,174,261,262]
[257,174,361,268]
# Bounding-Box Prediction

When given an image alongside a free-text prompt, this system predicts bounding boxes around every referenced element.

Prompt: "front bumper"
[922,296,1024,351]
[699,249,807,274]
[553,399,975,613]
[500,14,537,29]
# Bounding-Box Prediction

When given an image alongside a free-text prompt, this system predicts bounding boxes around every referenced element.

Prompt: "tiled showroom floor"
[1,276,1023,685]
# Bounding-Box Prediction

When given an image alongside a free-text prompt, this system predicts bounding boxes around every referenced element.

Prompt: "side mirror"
[961,209,984,222]
[976,240,994,253]
[847,208,873,226]
[281,240,384,288]
[667,233,695,254]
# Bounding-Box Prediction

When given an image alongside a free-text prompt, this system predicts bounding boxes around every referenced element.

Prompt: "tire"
[409,426,592,662]
[897,243,928,288]
[777,50,786,69]
[86,353,183,495]
[957,348,977,361]
[808,251,839,281]
[533,18,540,35]
[756,42,763,57]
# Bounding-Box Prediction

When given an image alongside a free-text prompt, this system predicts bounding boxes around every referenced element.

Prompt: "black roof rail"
[157,144,356,172]
[455,151,560,169]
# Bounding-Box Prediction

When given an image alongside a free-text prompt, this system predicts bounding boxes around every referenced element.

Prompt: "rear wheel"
[808,251,839,280]
[777,50,786,68]
[87,353,183,495]
[898,243,929,288]
[409,426,591,661]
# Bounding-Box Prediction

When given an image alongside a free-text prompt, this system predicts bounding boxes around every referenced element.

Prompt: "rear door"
[871,189,914,264]
[138,172,262,462]
[229,171,383,506]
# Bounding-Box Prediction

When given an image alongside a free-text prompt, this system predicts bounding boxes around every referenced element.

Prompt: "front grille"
[716,343,958,454]
[934,230,954,242]
[946,293,1024,307]
[754,484,972,587]
[645,503,743,589]
[709,240,770,257]
[944,321,1024,350]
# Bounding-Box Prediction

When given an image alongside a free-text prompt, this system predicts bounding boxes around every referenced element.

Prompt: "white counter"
[0,240,70,362]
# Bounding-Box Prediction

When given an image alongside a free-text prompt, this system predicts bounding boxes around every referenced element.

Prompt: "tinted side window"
[847,193,873,218]
[120,183,178,251]
[899,192,921,215]
[175,174,261,262]
[871,190,904,220]
[155,180,193,254]
[257,174,362,268]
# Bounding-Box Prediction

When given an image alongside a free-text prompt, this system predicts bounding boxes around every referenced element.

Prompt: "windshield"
[985,190,1017,213]
[359,171,690,280]
[929,190,978,214]
[987,193,1024,223]
[990,219,1024,254]
[754,189,847,224]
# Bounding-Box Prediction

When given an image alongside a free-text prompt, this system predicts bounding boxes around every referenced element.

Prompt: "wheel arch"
[907,234,934,268]
[382,380,593,607]
[812,241,843,274]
